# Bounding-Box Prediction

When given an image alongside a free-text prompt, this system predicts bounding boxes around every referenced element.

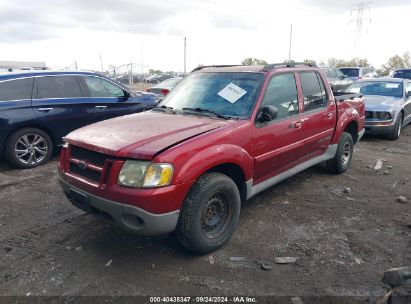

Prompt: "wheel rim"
[341,141,352,166]
[397,121,402,137]
[14,133,48,165]
[201,193,232,239]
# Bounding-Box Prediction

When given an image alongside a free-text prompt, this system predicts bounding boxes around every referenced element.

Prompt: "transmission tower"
[349,2,372,53]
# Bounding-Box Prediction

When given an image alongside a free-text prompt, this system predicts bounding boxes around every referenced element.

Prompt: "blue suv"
[0,70,160,168]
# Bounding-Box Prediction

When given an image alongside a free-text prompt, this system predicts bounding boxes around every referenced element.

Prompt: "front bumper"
[365,121,395,135]
[59,175,180,236]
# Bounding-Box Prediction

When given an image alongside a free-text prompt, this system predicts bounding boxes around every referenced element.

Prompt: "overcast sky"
[1,0,410,73]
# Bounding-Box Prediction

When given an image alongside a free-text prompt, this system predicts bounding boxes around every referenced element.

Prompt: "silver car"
[345,78,411,139]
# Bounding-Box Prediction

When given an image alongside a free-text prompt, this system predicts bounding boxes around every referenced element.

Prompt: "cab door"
[296,71,337,161]
[252,72,307,184]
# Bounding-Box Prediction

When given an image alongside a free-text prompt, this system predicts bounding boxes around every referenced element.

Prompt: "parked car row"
[1,62,410,254]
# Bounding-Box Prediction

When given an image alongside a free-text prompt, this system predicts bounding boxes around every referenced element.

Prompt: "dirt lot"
[0,126,410,301]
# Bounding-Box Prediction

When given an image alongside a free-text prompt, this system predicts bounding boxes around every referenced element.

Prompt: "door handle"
[37,108,54,112]
[327,112,334,119]
[94,105,108,109]
[289,121,302,129]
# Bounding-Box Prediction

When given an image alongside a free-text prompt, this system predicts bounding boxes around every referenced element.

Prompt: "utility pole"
[183,37,187,74]
[288,24,293,62]
[141,43,144,79]
[349,3,372,53]
[99,53,104,73]
[74,61,78,70]
[130,62,133,84]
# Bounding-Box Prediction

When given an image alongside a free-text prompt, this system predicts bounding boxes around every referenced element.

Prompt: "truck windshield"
[393,70,411,80]
[345,81,403,98]
[156,72,264,119]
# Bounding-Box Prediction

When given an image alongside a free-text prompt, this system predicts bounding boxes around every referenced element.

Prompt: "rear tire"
[176,172,241,254]
[325,132,353,174]
[387,112,403,140]
[5,128,53,169]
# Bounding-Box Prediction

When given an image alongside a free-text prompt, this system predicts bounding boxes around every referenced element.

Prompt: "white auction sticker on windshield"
[218,83,247,103]
[386,83,400,88]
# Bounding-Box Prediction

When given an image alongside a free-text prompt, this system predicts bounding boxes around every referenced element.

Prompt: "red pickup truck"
[58,63,365,253]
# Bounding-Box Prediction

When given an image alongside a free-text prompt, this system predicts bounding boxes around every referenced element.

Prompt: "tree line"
[242,52,411,76]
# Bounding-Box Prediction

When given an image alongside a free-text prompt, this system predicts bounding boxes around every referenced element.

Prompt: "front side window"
[300,72,327,112]
[0,78,33,101]
[261,73,299,120]
[37,76,83,99]
[84,77,124,98]
[158,72,264,118]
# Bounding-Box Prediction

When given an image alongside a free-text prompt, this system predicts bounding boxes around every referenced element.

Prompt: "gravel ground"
[0,126,410,302]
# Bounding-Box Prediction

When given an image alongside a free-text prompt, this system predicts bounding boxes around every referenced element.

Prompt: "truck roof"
[193,63,318,74]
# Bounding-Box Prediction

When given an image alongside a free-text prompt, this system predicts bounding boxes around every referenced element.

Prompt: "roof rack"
[191,65,243,72]
[261,62,317,72]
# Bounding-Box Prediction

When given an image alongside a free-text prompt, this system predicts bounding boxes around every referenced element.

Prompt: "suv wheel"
[388,112,403,140]
[5,128,53,169]
[325,132,353,174]
[176,172,241,254]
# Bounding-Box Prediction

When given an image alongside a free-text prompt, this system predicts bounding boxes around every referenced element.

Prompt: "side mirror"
[257,105,278,123]
[406,91,411,98]
[121,90,131,100]
[339,75,347,80]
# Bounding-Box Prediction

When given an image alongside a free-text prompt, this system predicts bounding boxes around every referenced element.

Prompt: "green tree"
[381,52,411,76]
[303,59,317,65]
[242,57,268,66]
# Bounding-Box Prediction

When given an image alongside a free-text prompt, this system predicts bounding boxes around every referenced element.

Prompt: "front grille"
[69,162,102,183]
[71,145,108,167]
[68,145,113,184]
[365,111,373,118]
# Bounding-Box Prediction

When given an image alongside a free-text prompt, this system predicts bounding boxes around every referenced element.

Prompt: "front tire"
[325,132,353,174]
[387,112,403,140]
[176,172,241,254]
[5,128,53,169]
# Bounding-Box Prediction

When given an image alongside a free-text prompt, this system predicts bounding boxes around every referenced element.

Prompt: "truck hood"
[64,111,232,159]
[364,95,403,111]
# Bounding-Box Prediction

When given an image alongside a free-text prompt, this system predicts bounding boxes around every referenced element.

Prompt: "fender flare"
[174,144,254,184]
[331,108,361,145]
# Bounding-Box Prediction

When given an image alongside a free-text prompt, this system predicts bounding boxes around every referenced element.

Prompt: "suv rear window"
[0,78,34,101]
[340,68,360,77]
[393,70,411,80]
[37,76,83,99]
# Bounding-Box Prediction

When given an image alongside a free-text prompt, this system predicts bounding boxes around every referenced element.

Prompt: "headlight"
[376,112,392,120]
[118,160,174,188]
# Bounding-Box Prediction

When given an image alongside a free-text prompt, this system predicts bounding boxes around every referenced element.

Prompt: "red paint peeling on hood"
[64,111,231,159]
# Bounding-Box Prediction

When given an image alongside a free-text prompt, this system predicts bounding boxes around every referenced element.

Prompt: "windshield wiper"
[152,105,176,114]
[182,107,233,120]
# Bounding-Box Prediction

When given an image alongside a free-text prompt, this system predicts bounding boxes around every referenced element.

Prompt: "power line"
[349,2,372,53]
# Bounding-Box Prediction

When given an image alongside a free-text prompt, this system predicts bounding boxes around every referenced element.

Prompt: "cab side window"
[84,77,124,98]
[261,73,299,120]
[300,72,327,112]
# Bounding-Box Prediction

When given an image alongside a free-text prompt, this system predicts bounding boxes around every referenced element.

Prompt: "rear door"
[80,75,144,122]
[0,78,35,143]
[297,71,336,160]
[32,75,90,143]
[252,72,307,184]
